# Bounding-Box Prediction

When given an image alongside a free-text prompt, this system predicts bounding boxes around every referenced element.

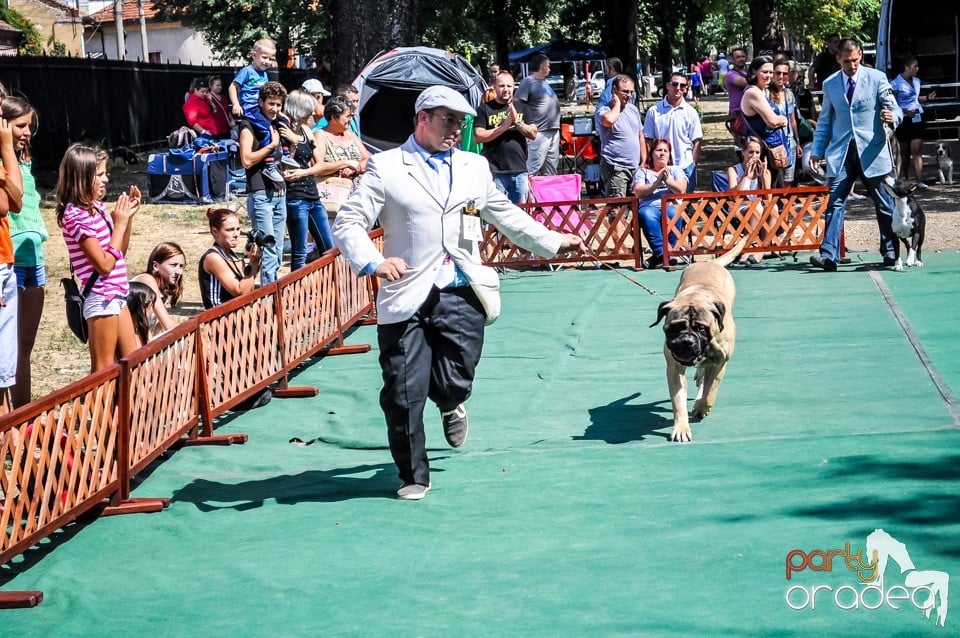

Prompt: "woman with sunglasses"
[739,56,789,187]
[769,60,803,186]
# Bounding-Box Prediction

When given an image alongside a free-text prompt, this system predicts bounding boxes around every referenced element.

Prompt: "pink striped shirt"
[60,202,129,300]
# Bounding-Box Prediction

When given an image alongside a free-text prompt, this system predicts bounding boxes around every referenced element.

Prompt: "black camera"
[245,230,276,251]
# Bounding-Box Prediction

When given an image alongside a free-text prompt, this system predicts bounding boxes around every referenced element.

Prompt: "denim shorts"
[14,264,47,288]
[83,291,127,320]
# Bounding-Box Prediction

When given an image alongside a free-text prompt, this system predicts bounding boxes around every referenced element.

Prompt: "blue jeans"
[638,203,682,256]
[683,163,698,192]
[286,199,333,269]
[820,144,896,262]
[248,189,287,283]
[492,172,530,204]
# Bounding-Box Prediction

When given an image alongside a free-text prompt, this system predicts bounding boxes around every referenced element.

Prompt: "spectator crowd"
[0,33,938,418]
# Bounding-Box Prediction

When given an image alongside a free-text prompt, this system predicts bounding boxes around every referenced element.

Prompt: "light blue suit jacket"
[812,67,902,179]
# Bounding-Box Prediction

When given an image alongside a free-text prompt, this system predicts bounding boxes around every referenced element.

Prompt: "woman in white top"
[727,136,775,264]
[632,138,688,268]
[891,54,936,187]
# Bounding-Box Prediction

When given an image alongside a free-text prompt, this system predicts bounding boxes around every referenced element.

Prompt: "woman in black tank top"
[198,208,262,309]
[280,90,335,269]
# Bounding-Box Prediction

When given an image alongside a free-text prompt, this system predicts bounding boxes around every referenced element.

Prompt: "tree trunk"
[602,0,637,77]
[747,0,779,54]
[328,0,418,86]
[650,0,680,88]
[492,0,510,68]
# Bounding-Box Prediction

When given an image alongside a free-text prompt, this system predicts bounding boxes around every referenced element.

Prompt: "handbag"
[725,112,750,143]
[767,143,791,169]
[61,271,98,344]
[318,176,354,213]
[738,105,791,169]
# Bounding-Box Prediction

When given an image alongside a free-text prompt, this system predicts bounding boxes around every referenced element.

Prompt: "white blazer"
[332,136,564,325]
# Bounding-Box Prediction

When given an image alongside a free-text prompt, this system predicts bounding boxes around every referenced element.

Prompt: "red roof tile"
[88,0,160,24]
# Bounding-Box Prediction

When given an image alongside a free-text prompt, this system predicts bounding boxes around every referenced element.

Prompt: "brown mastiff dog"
[650,240,746,442]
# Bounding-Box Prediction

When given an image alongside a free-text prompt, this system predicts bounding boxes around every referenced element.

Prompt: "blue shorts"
[14,264,46,288]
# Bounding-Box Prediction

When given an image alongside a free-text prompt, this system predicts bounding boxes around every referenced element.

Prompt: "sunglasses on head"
[669,81,688,88]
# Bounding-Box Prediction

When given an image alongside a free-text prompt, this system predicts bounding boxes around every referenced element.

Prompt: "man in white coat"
[808,38,903,271]
[333,86,582,500]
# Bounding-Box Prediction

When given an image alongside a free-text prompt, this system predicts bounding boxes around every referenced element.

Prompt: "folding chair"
[224,140,247,201]
[529,173,584,233]
[529,174,590,270]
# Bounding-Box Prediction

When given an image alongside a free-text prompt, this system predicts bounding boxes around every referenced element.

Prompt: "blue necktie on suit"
[846,76,855,103]
[428,152,451,201]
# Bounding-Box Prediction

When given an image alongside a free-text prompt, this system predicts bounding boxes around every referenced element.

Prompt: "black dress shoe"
[882,256,897,267]
[809,254,837,272]
[645,254,664,269]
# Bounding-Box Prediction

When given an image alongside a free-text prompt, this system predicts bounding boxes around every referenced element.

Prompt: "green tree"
[0,6,44,55]
[152,0,328,66]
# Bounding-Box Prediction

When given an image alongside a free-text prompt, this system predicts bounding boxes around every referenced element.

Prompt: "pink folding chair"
[529,174,585,233]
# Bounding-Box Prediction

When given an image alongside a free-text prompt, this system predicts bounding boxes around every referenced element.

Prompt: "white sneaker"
[915,182,929,190]
[397,482,431,500]
[847,192,866,201]
[281,154,300,170]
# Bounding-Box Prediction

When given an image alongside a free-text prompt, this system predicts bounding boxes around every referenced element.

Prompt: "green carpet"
[3,251,958,636]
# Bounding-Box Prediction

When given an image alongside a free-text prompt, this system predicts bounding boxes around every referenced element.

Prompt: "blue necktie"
[428,152,451,201]
[846,77,855,103]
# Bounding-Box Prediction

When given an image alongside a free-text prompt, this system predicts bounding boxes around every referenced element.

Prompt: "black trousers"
[377,286,486,486]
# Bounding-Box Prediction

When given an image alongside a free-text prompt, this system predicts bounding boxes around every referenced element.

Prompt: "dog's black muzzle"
[667,332,708,367]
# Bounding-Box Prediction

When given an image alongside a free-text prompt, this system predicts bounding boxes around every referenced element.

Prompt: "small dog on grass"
[882,176,926,270]
[936,142,953,185]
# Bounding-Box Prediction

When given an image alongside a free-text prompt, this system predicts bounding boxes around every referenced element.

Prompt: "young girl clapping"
[56,143,141,371]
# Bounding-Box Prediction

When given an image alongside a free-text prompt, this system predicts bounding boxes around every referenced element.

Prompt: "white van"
[877,0,959,137]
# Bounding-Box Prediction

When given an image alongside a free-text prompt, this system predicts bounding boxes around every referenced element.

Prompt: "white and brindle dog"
[936,142,954,185]
[882,176,926,269]
[651,240,745,442]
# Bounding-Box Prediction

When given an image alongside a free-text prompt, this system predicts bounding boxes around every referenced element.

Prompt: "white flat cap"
[414,85,476,117]
[302,79,331,96]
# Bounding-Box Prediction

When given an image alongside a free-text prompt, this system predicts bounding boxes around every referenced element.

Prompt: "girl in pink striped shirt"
[56,143,141,372]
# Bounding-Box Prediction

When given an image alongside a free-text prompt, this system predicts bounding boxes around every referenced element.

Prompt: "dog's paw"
[894,260,904,271]
[692,400,711,420]
[670,425,692,443]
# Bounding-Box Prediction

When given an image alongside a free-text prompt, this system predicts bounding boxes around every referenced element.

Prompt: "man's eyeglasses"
[774,71,790,76]
[669,81,688,88]
[430,112,467,129]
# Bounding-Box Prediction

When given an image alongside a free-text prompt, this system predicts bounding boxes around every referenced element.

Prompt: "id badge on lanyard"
[461,199,483,242]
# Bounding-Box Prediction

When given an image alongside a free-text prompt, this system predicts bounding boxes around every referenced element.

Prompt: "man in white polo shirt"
[643,71,704,191]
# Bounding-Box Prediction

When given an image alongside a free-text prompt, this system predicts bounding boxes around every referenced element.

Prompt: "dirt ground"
[19,94,960,401]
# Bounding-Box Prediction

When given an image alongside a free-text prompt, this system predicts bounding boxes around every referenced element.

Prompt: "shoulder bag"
[318,176,354,213]
[61,271,99,344]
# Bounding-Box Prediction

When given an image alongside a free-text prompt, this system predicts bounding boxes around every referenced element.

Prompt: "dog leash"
[580,244,663,298]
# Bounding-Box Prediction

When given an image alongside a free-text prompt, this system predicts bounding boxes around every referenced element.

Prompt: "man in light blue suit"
[808,38,903,271]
